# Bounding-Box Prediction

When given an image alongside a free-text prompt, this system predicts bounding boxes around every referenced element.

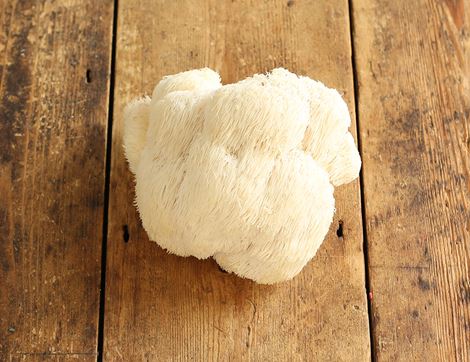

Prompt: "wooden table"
[1,1,468,361]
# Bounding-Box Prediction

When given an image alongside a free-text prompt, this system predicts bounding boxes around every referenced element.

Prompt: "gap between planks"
[347,0,375,360]
[97,0,120,361]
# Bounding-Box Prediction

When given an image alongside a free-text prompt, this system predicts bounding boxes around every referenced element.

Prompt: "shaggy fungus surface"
[123,68,361,284]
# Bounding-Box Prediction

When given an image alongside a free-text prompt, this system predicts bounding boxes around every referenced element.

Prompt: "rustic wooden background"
[0,0,468,361]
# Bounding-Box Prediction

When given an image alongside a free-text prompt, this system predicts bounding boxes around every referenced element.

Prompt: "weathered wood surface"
[103,0,369,360]
[0,1,114,360]
[352,0,470,360]
[4,0,468,360]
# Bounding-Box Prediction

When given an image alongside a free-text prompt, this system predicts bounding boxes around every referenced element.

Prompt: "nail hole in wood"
[86,69,92,83]
[122,224,130,243]
[287,0,295,7]
[336,220,344,238]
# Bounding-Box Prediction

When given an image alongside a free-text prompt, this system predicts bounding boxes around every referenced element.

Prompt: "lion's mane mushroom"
[123,68,361,284]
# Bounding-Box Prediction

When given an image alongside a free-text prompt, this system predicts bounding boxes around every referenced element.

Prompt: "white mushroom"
[123,68,361,284]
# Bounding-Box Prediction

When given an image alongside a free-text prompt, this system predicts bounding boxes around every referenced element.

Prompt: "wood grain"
[352,0,470,360]
[103,0,369,360]
[0,0,114,360]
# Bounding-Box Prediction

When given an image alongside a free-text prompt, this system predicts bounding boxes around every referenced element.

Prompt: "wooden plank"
[104,0,369,360]
[352,0,470,360]
[0,0,114,359]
